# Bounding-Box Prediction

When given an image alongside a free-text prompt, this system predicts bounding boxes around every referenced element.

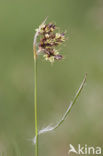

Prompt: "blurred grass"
[0,0,103,155]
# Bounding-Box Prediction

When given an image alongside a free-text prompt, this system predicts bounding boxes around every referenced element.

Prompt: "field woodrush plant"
[33,18,87,156]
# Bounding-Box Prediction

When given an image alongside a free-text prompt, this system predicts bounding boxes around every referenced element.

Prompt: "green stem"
[34,57,38,156]
[33,17,48,155]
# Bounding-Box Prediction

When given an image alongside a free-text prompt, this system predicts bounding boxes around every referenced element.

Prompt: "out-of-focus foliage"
[0,0,103,155]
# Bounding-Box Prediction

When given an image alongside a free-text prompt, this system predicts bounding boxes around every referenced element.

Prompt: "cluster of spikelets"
[36,23,66,63]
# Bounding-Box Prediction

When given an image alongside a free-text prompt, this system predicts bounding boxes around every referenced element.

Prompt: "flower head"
[34,20,66,63]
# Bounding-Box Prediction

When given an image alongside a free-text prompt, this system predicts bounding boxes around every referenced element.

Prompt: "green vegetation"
[0,0,103,155]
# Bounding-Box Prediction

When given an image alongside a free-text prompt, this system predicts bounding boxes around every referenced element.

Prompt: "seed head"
[35,21,66,63]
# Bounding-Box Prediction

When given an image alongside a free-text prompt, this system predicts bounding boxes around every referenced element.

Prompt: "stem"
[34,47,38,156]
[33,17,48,155]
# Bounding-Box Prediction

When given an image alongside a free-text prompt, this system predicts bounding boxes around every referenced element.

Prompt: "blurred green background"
[0,0,103,155]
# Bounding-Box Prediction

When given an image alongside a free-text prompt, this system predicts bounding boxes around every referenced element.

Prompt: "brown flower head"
[35,21,66,63]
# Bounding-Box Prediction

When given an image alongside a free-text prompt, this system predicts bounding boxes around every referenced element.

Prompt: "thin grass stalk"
[33,18,47,156]
[34,46,38,156]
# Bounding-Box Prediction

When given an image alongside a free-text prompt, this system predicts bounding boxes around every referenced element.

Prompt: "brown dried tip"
[35,22,66,63]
